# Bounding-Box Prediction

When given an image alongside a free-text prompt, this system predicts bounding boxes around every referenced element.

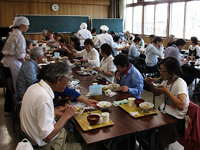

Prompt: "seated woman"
[112,36,129,56]
[72,38,100,68]
[145,57,189,138]
[48,32,62,48]
[128,36,141,64]
[188,36,200,59]
[145,37,164,74]
[113,54,143,98]
[94,43,116,83]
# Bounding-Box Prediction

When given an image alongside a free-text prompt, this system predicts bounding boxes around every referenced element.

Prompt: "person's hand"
[125,46,130,49]
[121,86,129,92]
[85,99,99,107]
[63,105,75,118]
[94,67,103,72]
[55,106,66,117]
[81,59,88,63]
[115,72,120,81]
[187,56,192,61]
[156,85,168,94]
[71,49,77,54]
[145,77,154,85]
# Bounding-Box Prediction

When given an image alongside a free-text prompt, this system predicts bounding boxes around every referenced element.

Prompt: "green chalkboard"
[16,15,90,34]
[91,18,123,34]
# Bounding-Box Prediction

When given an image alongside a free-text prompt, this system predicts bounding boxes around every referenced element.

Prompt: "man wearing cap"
[1,16,29,113]
[94,25,114,48]
[76,22,92,48]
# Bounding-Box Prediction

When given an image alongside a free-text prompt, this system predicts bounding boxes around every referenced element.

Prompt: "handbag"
[15,138,34,150]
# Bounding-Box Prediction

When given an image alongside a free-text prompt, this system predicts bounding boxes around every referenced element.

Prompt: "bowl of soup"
[87,114,100,125]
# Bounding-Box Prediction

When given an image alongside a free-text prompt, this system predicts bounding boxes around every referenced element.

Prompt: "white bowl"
[153,83,162,88]
[110,83,120,91]
[97,101,112,110]
[139,102,154,113]
[74,105,85,117]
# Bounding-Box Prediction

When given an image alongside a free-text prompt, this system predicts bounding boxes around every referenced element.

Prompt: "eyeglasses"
[158,69,168,74]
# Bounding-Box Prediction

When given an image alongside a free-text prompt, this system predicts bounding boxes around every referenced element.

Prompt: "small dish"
[139,102,154,113]
[87,114,100,125]
[153,83,162,88]
[74,105,85,117]
[97,101,112,110]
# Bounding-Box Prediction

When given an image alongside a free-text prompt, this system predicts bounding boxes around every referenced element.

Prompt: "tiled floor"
[0,84,199,150]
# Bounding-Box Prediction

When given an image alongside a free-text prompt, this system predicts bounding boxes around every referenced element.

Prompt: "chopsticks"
[80,120,92,129]
[153,77,162,81]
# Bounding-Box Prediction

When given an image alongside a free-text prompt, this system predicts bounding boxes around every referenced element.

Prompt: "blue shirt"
[128,43,140,60]
[119,64,143,98]
[164,44,181,66]
[16,58,38,100]
[145,44,163,67]
[54,87,81,102]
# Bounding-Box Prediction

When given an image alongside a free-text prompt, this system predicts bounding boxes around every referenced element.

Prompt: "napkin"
[113,99,128,106]
[105,89,117,97]
[130,111,139,117]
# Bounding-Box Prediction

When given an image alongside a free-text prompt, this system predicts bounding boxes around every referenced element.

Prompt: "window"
[126,0,137,4]
[170,2,185,38]
[185,1,200,39]
[144,5,154,35]
[133,6,142,34]
[144,0,155,2]
[126,7,133,33]
[155,3,168,36]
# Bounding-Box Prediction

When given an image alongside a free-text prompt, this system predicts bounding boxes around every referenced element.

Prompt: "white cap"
[80,22,87,29]
[100,25,109,31]
[9,24,14,29]
[13,17,30,27]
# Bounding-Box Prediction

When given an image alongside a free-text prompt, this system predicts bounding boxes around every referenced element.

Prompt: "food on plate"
[75,107,83,112]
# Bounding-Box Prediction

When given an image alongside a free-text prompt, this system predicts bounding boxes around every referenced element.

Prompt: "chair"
[178,101,200,150]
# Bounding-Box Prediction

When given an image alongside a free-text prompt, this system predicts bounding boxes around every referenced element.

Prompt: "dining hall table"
[70,67,177,150]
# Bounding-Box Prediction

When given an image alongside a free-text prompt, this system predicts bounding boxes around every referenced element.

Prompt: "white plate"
[97,101,112,109]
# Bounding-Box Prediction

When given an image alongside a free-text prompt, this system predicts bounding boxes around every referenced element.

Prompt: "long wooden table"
[71,67,177,149]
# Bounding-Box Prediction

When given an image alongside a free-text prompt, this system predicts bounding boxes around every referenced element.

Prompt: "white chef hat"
[13,17,30,27]
[80,22,87,29]
[100,25,109,31]
[9,24,14,29]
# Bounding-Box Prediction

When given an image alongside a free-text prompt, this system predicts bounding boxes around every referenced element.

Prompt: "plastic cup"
[128,97,136,107]
[102,112,110,124]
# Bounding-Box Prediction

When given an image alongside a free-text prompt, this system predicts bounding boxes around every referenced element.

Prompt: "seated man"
[16,47,44,100]
[113,54,143,98]
[128,36,141,64]
[125,31,135,44]
[20,62,102,149]
[16,47,98,107]
[166,34,176,48]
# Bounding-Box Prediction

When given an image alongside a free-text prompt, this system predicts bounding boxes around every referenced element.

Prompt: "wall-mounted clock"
[52,4,59,11]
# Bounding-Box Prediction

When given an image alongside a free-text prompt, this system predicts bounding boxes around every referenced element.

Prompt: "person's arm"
[43,105,75,143]
[16,35,26,60]
[151,45,163,57]
[76,96,98,107]
[145,77,163,96]
[156,86,186,110]
[85,50,100,67]
[196,46,200,59]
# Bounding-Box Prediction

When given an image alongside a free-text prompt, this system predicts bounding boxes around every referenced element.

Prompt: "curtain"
[110,0,119,18]
[119,0,126,31]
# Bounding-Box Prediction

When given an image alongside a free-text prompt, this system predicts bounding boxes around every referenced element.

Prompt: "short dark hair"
[114,36,121,42]
[149,34,155,39]
[133,37,141,43]
[113,54,129,68]
[135,34,140,37]
[191,36,198,45]
[175,39,186,47]
[25,39,32,47]
[70,37,80,46]
[91,28,96,34]
[159,57,182,76]
[84,38,94,47]
[153,37,162,44]
[169,35,175,39]
[100,43,113,56]
[110,31,115,34]
[47,29,52,33]
[59,38,66,44]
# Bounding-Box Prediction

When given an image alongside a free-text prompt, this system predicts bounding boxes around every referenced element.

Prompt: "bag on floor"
[15,138,33,150]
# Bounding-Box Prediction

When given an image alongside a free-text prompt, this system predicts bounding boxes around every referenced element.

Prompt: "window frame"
[126,0,199,39]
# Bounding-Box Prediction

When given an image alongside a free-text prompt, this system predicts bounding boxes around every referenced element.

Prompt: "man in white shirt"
[20,62,103,150]
[94,25,114,48]
[76,22,92,47]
